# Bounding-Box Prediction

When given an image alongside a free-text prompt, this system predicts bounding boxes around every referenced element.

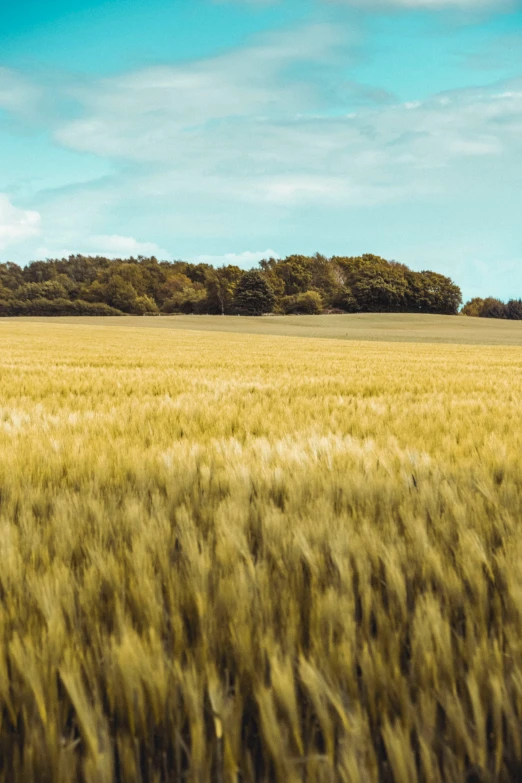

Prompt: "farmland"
[9,311,522,344]
[1,317,522,782]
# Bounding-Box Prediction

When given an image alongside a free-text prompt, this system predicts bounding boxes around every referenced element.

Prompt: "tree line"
[461,297,522,320]
[0,253,466,317]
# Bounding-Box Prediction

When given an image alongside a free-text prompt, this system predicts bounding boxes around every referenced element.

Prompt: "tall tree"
[233,271,275,316]
[204,266,243,315]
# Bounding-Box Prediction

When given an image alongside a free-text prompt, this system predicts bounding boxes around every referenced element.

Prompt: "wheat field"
[11,312,522,345]
[1,321,522,783]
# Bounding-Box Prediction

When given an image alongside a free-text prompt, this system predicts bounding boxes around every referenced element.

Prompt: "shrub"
[14,280,68,301]
[133,295,159,315]
[0,298,123,316]
[280,290,324,315]
[161,288,207,314]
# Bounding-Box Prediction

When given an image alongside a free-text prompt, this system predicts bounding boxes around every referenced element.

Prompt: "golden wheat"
[1,321,522,783]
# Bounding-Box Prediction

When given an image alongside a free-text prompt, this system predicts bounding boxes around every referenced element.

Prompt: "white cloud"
[2,21,521,284]
[51,35,522,209]
[0,69,41,116]
[55,24,342,160]
[35,235,169,260]
[0,195,41,251]
[191,249,280,267]
[86,235,169,258]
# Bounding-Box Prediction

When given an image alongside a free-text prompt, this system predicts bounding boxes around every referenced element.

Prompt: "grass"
[1,320,522,782]
[7,311,522,345]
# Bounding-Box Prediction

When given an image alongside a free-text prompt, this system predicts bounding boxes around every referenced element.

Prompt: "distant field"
[6,311,522,345]
[2,321,522,782]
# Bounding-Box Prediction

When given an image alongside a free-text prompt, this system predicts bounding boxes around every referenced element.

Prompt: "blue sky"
[1,0,521,300]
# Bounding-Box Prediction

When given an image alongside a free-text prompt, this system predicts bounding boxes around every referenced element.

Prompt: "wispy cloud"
[0,16,520,298]
[54,24,344,160]
[50,29,522,210]
[330,0,513,7]
[5,22,520,216]
[0,195,41,251]
[0,68,41,117]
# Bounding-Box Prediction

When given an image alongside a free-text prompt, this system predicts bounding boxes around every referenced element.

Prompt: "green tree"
[309,253,344,305]
[258,258,285,298]
[331,287,360,313]
[480,297,507,319]
[0,262,24,292]
[406,271,462,315]
[233,271,275,315]
[161,285,206,314]
[106,276,139,313]
[461,298,485,317]
[507,299,522,320]
[0,251,469,318]
[462,297,507,319]
[204,266,243,315]
[157,273,196,307]
[23,260,58,283]
[14,280,68,301]
[277,256,313,296]
[351,265,407,311]
[333,255,407,312]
